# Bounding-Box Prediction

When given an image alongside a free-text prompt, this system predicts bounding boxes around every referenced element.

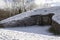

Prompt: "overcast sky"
[34,0,60,6]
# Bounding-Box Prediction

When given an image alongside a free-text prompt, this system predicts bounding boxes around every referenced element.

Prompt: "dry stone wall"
[0,13,54,28]
[1,12,60,35]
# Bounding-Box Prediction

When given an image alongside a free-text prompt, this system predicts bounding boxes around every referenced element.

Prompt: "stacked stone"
[38,13,54,25]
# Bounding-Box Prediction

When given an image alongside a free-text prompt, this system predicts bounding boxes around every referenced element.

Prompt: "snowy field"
[0,0,60,40]
[0,25,59,40]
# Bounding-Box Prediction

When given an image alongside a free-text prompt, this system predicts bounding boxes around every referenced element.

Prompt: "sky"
[34,0,60,6]
[35,0,60,4]
[0,0,6,9]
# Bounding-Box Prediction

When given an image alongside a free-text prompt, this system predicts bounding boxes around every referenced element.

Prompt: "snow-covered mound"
[1,6,60,24]
[52,15,60,24]
[0,29,60,40]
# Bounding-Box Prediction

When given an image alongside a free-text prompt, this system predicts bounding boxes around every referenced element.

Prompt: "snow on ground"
[3,25,53,36]
[1,6,60,24]
[0,26,60,40]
